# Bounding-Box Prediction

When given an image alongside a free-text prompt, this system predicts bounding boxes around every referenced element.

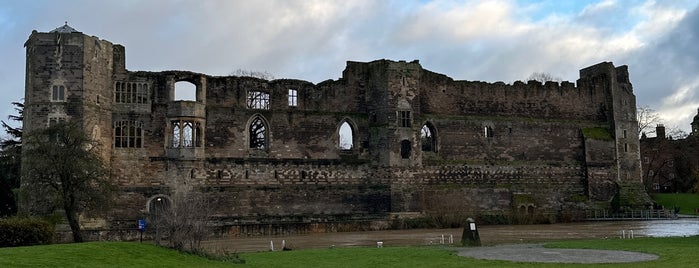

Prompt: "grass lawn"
[2,236,698,267]
[0,242,238,268]
[652,193,699,215]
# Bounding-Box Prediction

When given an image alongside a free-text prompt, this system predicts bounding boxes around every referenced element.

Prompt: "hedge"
[0,217,54,247]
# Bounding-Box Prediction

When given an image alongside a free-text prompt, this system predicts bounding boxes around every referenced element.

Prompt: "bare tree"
[667,127,689,140]
[151,192,212,252]
[637,105,661,137]
[527,72,561,83]
[22,122,114,242]
[231,69,275,81]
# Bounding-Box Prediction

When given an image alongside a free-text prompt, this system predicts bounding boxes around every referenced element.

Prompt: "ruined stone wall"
[22,28,648,238]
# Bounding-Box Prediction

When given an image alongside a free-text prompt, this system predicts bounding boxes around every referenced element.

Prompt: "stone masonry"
[21,24,649,238]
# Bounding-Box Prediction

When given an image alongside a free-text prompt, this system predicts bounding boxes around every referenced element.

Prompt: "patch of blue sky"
[516,0,600,21]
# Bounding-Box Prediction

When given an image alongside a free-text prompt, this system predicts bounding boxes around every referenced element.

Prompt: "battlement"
[21,26,647,236]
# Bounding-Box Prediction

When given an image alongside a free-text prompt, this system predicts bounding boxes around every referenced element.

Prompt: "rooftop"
[49,22,79,33]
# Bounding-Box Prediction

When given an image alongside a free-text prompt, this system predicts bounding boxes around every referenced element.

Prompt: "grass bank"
[1,236,698,267]
[652,193,699,215]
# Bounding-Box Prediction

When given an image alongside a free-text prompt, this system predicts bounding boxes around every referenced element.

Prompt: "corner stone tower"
[21,23,116,214]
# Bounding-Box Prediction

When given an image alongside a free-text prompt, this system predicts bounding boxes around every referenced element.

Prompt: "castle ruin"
[22,24,649,238]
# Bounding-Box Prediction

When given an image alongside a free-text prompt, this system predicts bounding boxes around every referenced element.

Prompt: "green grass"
[0,242,239,268]
[240,237,699,268]
[652,193,699,215]
[2,237,699,267]
[581,127,613,141]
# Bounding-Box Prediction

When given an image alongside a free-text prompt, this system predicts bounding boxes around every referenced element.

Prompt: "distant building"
[640,111,699,193]
[21,24,649,239]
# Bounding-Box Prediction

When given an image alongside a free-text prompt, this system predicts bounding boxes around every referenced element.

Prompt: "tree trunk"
[63,193,83,243]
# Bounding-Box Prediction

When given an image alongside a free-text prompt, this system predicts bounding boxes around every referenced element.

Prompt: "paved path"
[458,243,659,263]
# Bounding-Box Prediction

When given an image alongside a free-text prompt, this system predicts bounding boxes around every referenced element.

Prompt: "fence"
[586,209,676,220]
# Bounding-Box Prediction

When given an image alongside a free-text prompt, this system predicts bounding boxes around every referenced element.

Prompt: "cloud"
[624,5,699,131]
[1,0,698,134]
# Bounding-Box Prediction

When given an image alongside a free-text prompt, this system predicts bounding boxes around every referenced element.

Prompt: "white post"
[270,240,274,251]
[282,239,286,249]
[441,234,445,244]
[630,230,634,239]
[450,234,453,244]
[622,230,626,239]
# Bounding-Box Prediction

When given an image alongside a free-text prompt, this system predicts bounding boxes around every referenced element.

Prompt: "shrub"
[0,217,54,247]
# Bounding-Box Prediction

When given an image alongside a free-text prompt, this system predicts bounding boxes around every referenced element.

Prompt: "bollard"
[461,218,481,247]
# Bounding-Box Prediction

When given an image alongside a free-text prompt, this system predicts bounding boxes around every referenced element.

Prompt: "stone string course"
[21,25,650,239]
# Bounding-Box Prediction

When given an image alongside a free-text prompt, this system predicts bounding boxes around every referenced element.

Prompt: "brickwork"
[21,25,649,237]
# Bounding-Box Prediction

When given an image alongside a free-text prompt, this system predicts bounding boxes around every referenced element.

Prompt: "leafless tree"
[527,72,561,83]
[637,105,662,137]
[151,192,213,252]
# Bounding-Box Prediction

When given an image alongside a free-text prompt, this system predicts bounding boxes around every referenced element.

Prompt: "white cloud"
[1,0,698,133]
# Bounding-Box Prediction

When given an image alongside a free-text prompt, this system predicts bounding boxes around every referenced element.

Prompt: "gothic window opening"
[421,123,436,152]
[288,89,298,107]
[114,121,143,148]
[52,85,65,101]
[171,120,201,148]
[400,140,411,159]
[174,81,196,101]
[398,111,411,127]
[484,126,494,138]
[249,116,267,149]
[339,121,353,150]
[247,90,270,109]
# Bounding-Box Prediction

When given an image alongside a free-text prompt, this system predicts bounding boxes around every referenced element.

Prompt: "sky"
[1,0,698,137]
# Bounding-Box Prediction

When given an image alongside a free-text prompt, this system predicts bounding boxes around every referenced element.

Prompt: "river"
[202,218,699,252]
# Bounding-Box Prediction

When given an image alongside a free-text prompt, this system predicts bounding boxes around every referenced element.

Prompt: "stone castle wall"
[22,27,649,238]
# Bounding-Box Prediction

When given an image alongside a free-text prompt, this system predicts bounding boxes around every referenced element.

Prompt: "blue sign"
[138,219,146,231]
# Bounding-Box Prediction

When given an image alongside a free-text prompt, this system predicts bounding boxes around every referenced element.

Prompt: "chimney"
[656,124,666,139]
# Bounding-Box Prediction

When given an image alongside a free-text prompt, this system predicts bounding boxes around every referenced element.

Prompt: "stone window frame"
[288,88,298,107]
[484,126,494,138]
[170,119,203,148]
[338,118,356,151]
[247,114,270,150]
[247,90,270,110]
[51,84,66,102]
[397,110,411,128]
[400,139,411,159]
[114,120,143,148]
[420,122,438,153]
[114,81,149,104]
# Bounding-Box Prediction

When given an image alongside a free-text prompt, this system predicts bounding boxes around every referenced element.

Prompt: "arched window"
[339,121,353,150]
[400,140,411,159]
[174,81,196,101]
[183,122,193,147]
[249,116,267,149]
[421,123,436,152]
[171,120,201,148]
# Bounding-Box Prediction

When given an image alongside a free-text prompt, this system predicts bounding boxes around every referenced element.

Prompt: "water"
[202,218,699,252]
